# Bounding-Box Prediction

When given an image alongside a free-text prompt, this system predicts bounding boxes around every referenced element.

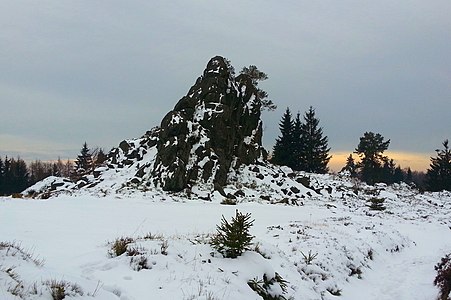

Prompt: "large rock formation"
[152,56,265,191]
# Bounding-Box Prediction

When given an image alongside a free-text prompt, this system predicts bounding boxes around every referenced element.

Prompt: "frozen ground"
[1,184,450,300]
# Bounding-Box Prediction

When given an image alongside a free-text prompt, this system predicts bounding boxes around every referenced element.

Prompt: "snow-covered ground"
[1,183,450,300]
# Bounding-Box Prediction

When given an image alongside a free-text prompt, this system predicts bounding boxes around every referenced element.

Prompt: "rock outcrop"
[151,56,265,191]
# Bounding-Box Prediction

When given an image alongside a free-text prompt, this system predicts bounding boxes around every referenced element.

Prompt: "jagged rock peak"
[152,56,265,192]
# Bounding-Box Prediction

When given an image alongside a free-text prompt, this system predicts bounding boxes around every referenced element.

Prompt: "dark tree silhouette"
[72,142,93,181]
[341,154,357,177]
[354,132,390,184]
[240,65,276,111]
[298,106,331,173]
[425,139,451,191]
[272,108,295,167]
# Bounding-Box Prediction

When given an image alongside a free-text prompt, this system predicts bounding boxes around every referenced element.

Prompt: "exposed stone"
[119,140,130,153]
[296,176,311,188]
[260,195,271,201]
[234,190,245,197]
[290,186,300,194]
[152,56,264,192]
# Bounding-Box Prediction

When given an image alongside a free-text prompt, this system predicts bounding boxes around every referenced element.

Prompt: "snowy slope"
[2,180,450,299]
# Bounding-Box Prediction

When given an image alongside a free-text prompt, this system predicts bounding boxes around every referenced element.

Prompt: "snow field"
[1,192,449,300]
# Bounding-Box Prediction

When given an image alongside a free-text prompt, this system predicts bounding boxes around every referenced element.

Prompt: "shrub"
[248,272,288,300]
[434,253,451,300]
[43,279,83,300]
[109,237,134,257]
[210,210,254,258]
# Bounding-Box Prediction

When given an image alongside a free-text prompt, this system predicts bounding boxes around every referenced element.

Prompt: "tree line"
[0,143,107,196]
[270,107,450,192]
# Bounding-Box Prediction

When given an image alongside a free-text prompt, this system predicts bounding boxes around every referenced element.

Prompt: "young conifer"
[210,210,254,258]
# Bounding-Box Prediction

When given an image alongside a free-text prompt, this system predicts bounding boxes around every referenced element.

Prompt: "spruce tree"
[393,165,404,184]
[2,157,12,194]
[406,167,413,183]
[341,154,357,177]
[425,139,451,192]
[210,210,254,258]
[272,108,295,168]
[72,142,93,180]
[354,132,390,185]
[381,159,396,184]
[13,158,29,193]
[93,148,107,167]
[0,158,4,195]
[298,106,331,173]
[291,112,303,171]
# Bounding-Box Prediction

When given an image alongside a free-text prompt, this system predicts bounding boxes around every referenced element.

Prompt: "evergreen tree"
[291,112,303,171]
[93,148,107,167]
[0,157,29,194]
[210,210,254,258]
[240,65,276,111]
[406,167,413,183]
[12,157,29,193]
[354,132,390,185]
[425,139,451,192]
[2,157,12,194]
[381,159,396,184]
[298,106,331,173]
[341,154,357,177]
[0,158,4,195]
[271,108,295,168]
[72,142,93,180]
[393,165,404,184]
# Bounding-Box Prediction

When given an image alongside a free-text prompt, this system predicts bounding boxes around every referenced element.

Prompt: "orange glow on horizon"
[328,151,431,173]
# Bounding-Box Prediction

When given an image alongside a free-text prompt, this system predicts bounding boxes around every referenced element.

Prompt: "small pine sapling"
[210,210,254,258]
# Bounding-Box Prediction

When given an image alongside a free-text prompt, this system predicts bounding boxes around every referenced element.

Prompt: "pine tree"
[354,132,390,185]
[298,106,331,173]
[240,65,276,111]
[381,159,396,184]
[72,142,93,180]
[341,154,357,177]
[12,157,29,193]
[291,112,303,171]
[0,157,4,195]
[406,167,413,183]
[210,210,254,258]
[393,165,404,183]
[2,157,11,194]
[93,148,107,167]
[425,139,451,192]
[271,108,295,168]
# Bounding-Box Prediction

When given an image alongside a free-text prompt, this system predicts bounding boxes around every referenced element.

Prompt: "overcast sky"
[1,1,450,171]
